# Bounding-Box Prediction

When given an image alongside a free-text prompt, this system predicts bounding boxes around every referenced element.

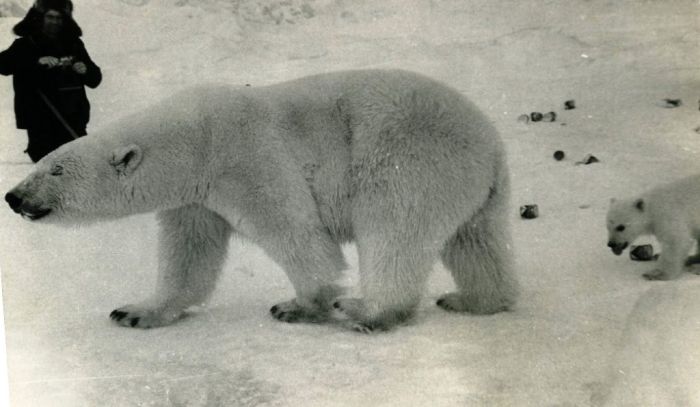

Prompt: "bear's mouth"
[21,208,52,221]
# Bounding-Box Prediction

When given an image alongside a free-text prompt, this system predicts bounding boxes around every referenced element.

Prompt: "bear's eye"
[50,165,64,176]
[616,225,625,232]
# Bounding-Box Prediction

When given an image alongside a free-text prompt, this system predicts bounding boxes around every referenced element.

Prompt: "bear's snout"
[5,192,22,213]
[607,241,628,255]
[4,190,52,220]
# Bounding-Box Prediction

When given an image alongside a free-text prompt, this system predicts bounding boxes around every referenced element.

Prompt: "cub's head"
[4,137,145,225]
[606,197,649,255]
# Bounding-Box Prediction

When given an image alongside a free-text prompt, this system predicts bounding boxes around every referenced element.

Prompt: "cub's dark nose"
[5,192,22,213]
[607,241,627,256]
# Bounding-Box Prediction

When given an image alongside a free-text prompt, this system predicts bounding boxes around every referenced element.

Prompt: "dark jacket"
[0,30,101,134]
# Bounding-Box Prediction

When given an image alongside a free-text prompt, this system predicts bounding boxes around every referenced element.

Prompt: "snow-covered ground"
[0,0,699,405]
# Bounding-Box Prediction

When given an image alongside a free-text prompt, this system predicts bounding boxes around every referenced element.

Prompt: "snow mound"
[594,281,700,406]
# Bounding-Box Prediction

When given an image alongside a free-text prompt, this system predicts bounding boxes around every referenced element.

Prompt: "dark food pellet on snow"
[530,112,543,122]
[576,154,599,165]
[520,204,539,219]
[662,98,682,108]
[584,155,599,164]
[630,244,656,261]
[553,150,565,161]
[542,112,557,122]
[564,100,576,110]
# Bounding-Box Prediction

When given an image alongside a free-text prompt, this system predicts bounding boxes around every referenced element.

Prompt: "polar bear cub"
[606,173,700,280]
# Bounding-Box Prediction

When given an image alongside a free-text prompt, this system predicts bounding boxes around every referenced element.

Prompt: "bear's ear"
[110,144,143,177]
[634,198,645,212]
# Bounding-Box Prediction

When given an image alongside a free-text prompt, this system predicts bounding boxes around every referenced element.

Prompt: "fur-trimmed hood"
[12,0,82,38]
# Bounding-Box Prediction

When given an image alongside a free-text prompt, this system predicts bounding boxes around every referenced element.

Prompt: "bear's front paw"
[333,298,411,333]
[269,300,329,323]
[110,304,183,329]
[332,298,375,333]
[332,298,365,320]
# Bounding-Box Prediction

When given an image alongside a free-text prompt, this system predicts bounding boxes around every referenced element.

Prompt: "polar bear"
[606,173,700,281]
[4,69,518,332]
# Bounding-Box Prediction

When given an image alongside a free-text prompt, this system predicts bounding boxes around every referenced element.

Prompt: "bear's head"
[606,197,649,255]
[5,90,221,225]
[4,136,158,225]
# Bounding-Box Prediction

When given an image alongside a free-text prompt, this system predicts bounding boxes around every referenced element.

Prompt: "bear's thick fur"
[607,173,700,281]
[5,69,518,332]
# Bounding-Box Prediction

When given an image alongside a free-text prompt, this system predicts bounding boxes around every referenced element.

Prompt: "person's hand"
[72,62,87,74]
[38,56,59,68]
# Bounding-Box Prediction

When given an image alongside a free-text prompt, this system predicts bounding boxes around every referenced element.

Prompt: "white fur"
[6,70,518,332]
[607,174,700,280]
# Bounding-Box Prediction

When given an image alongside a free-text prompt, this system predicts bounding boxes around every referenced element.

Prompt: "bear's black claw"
[352,323,374,334]
[110,310,127,321]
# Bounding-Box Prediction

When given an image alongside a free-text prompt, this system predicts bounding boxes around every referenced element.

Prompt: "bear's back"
[258,69,502,154]
[645,173,700,232]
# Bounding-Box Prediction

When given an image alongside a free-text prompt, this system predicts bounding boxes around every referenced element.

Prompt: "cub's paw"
[110,304,182,329]
[685,254,700,267]
[643,269,673,281]
[437,292,512,315]
[269,300,329,323]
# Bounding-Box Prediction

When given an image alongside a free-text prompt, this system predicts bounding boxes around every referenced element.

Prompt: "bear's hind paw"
[437,292,512,314]
[110,304,182,328]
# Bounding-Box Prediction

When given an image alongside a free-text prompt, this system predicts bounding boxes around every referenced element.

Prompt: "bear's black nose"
[5,192,22,213]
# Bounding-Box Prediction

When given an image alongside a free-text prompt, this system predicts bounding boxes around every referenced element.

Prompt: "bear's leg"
[210,171,347,323]
[110,204,231,328]
[261,227,347,323]
[644,230,692,281]
[334,184,445,332]
[334,234,435,333]
[437,192,519,315]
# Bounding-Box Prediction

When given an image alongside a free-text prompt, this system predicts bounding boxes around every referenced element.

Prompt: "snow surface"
[0,0,699,405]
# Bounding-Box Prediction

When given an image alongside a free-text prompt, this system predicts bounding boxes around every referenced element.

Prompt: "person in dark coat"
[0,0,101,162]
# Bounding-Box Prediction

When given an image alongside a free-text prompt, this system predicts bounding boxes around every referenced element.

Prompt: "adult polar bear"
[5,69,518,332]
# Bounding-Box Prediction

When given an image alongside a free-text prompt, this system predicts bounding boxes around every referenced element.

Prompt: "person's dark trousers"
[25,127,80,163]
